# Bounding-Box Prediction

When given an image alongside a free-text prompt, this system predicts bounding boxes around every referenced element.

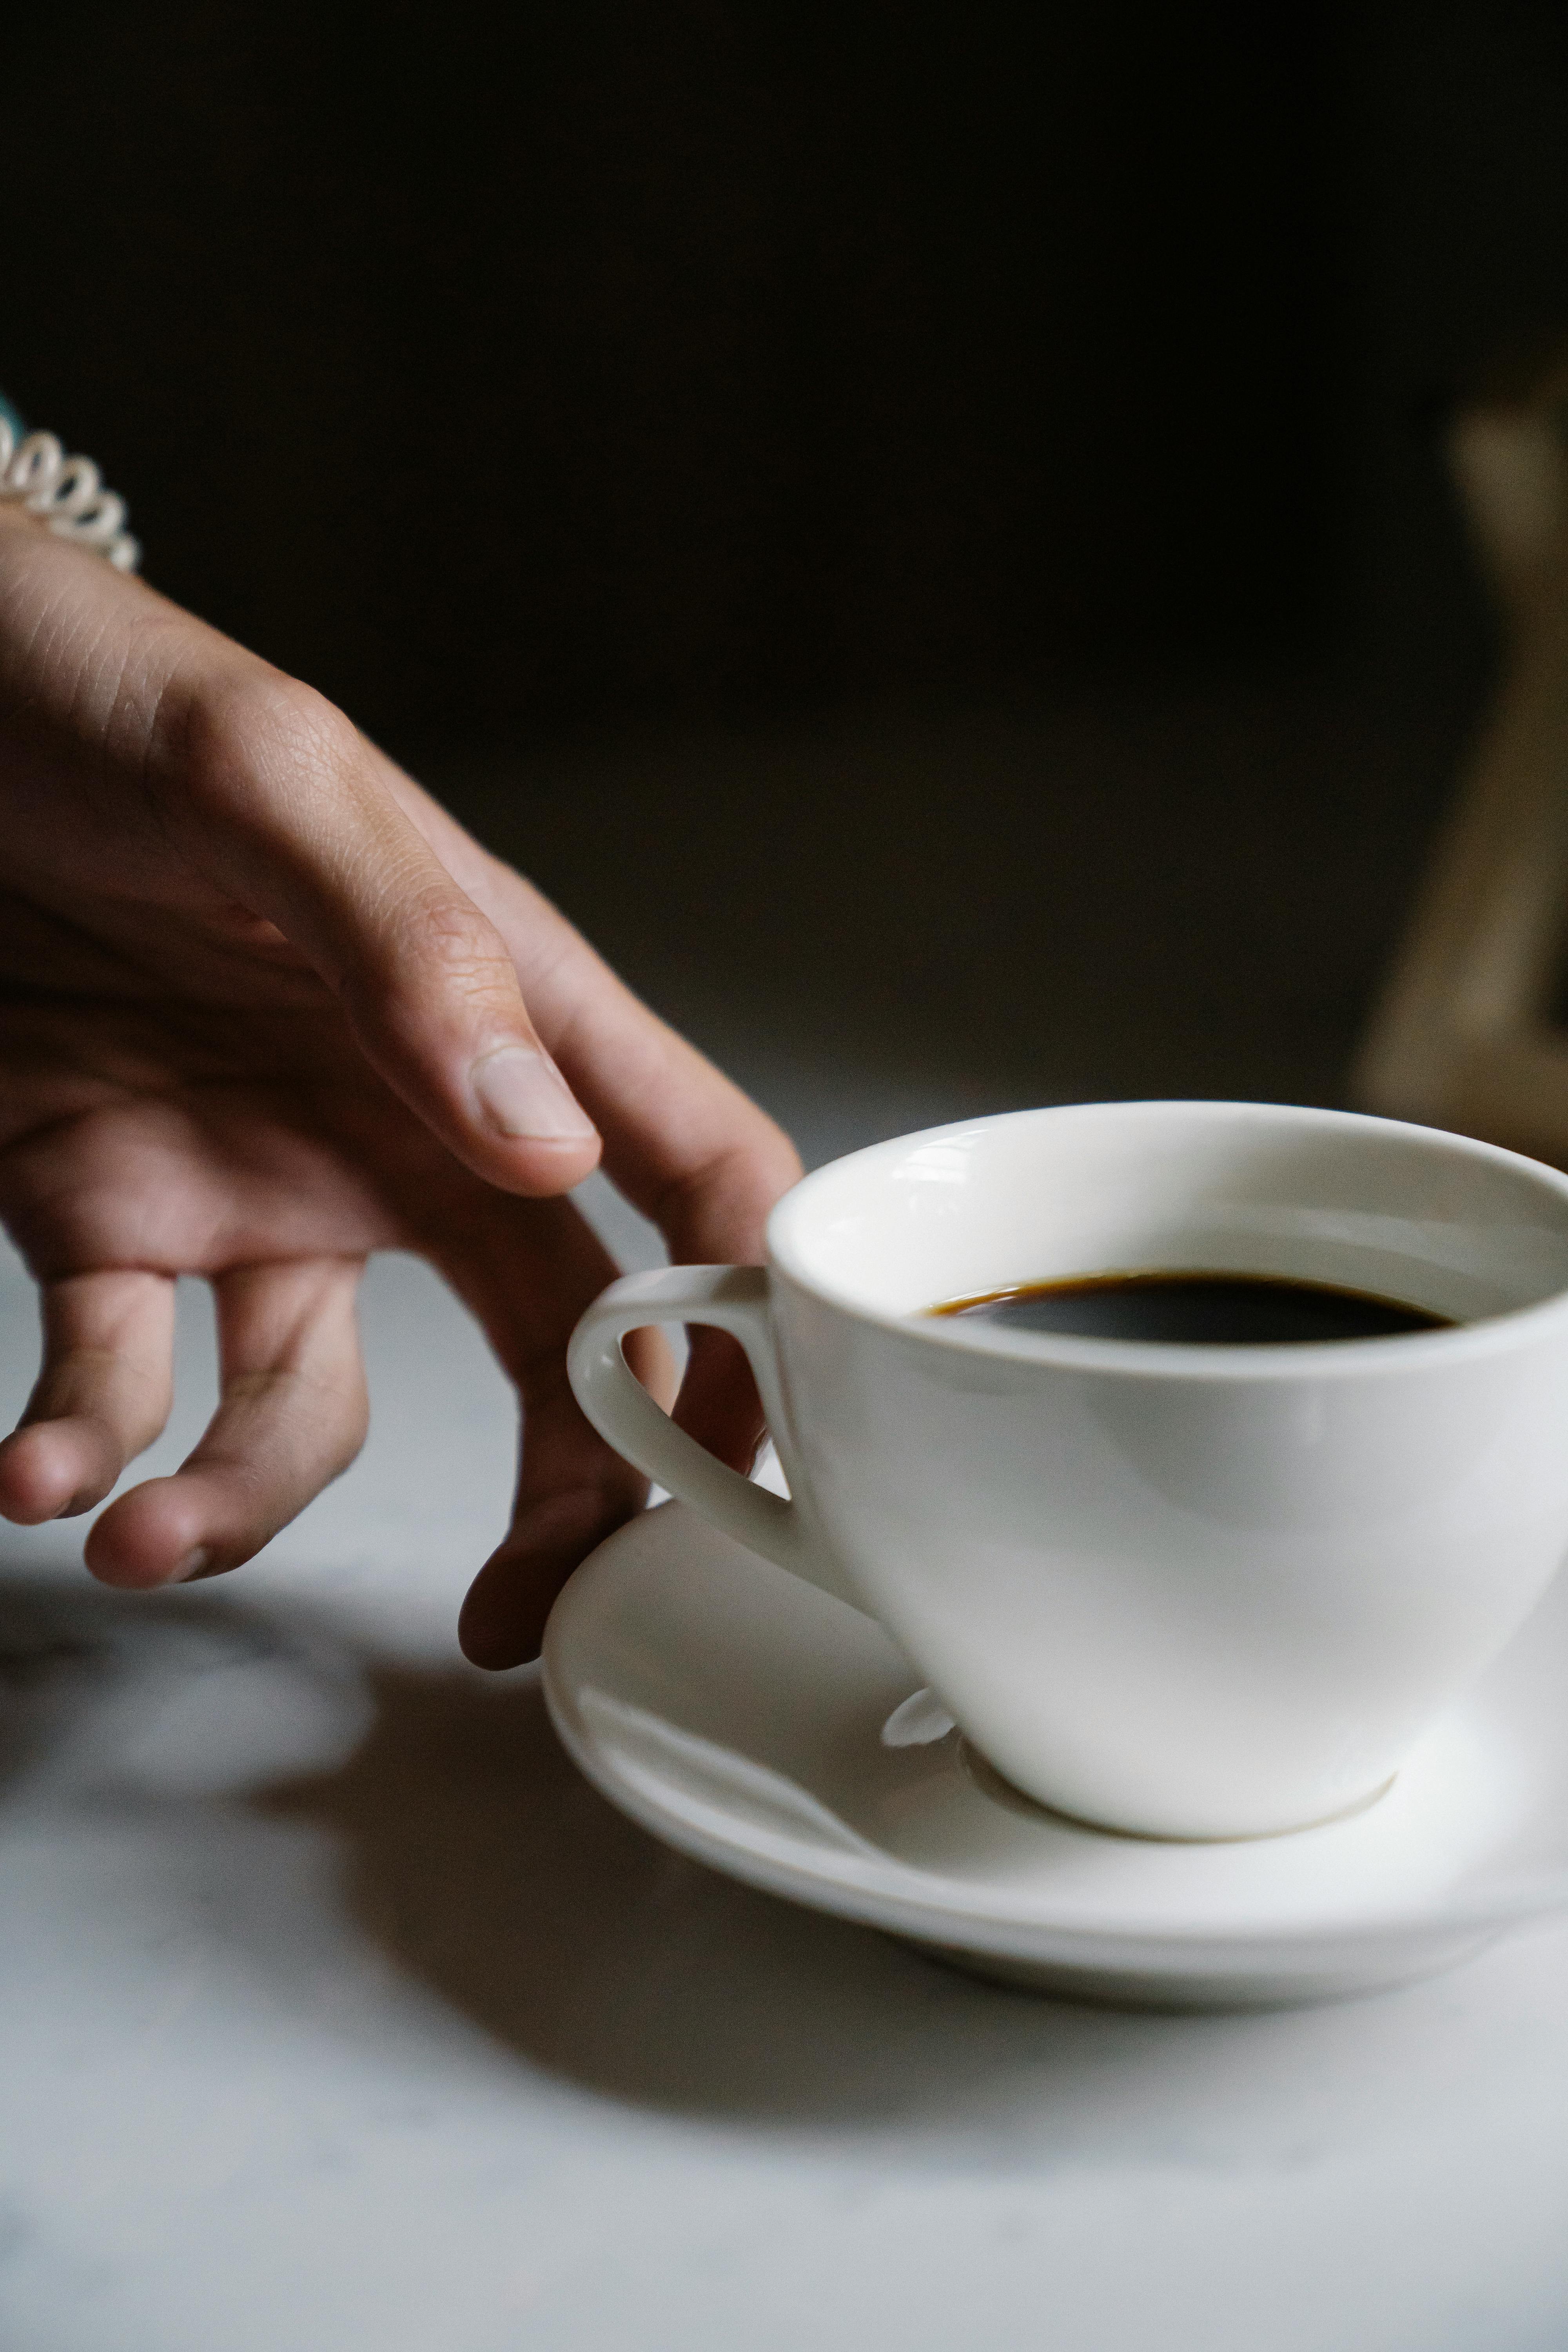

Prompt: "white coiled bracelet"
[0,417,139,572]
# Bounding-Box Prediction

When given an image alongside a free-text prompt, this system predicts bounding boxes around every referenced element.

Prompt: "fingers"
[379,830,802,1475]
[244,747,795,1537]
[85,1256,367,1588]
[463,859,802,1261]
[0,1270,175,1524]
[152,664,603,1199]
[457,1325,672,1671]
[537,964,797,1476]
[432,1192,673,1669]
[351,751,803,1267]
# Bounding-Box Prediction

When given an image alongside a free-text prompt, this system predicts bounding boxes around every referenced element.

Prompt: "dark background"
[7,1,1568,1155]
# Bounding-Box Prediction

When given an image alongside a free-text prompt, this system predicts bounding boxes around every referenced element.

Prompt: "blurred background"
[7,0,1568,1169]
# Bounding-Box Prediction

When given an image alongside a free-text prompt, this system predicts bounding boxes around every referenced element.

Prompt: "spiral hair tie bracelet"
[0,415,140,572]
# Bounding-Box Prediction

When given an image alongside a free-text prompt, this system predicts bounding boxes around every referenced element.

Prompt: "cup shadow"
[254,1632,1503,2166]
[0,1555,1515,2165]
[261,1651,1044,2129]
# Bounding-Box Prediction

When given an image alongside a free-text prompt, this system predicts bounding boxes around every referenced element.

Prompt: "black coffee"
[929,1271,1453,1346]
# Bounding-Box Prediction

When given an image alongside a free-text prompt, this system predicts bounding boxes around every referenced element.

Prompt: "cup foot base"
[960,1740,1401,1845]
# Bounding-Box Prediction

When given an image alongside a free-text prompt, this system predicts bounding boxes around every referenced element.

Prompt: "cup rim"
[765,1099,1568,1381]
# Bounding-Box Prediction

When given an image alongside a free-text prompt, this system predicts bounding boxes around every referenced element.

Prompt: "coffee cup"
[566,1101,1568,1839]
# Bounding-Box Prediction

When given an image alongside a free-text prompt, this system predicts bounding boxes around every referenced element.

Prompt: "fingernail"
[470,1047,597,1142]
[175,1546,216,1581]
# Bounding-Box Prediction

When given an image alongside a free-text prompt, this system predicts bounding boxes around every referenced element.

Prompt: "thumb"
[172,669,601,1194]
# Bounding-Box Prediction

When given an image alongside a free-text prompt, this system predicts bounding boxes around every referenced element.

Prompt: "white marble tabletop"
[2,1172,1567,2352]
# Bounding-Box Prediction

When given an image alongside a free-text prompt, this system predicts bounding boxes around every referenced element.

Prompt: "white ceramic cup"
[567,1101,1568,1839]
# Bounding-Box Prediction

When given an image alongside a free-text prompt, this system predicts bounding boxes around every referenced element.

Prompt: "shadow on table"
[258,1638,1500,2160]
[264,1655,1045,2128]
[0,1558,1511,2161]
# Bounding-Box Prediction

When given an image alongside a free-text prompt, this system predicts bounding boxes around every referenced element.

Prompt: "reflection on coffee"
[929,1272,1453,1346]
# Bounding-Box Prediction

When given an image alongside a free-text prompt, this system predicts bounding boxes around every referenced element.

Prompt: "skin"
[0,504,801,1663]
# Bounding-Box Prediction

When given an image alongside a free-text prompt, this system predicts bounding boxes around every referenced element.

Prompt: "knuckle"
[657,1114,804,1257]
[176,668,359,823]
[403,888,518,1005]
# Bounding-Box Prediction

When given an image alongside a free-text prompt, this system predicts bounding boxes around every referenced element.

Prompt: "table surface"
[2,1157,1567,2352]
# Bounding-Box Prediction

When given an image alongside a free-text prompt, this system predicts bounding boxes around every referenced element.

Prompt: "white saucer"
[542,1501,1568,2009]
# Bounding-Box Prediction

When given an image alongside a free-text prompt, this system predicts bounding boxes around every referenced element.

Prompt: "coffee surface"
[930,1271,1453,1345]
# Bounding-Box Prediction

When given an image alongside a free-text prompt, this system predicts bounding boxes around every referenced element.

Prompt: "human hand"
[0,509,800,1662]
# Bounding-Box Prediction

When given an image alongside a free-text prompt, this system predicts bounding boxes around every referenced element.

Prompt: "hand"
[0,510,800,1662]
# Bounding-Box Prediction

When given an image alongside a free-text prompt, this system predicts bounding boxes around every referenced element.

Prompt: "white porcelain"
[568,1102,1568,1840]
[543,1497,1568,2009]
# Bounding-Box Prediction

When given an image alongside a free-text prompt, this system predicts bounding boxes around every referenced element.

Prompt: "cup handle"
[567,1265,862,1610]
